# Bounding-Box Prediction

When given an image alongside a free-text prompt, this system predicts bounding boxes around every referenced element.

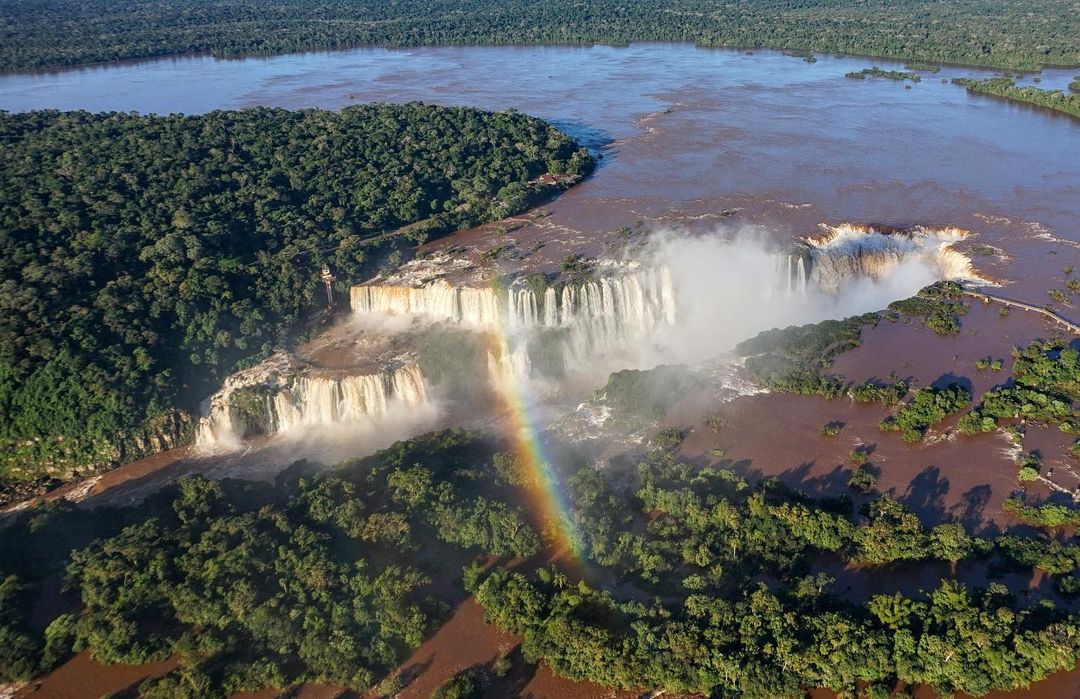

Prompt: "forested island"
[953,77,1080,118]
[0,105,593,501]
[846,67,922,82]
[0,0,1077,72]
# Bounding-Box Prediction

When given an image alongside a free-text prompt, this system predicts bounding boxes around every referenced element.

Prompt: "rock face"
[124,409,195,459]
[194,352,429,452]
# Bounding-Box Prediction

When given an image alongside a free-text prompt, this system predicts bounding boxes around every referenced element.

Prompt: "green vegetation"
[736,312,878,396]
[433,668,482,699]
[819,422,842,437]
[847,465,876,492]
[597,365,696,425]
[0,430,539,690]
[472,456,1079,698]
[959,339,1079,434]
[880,384,971,443]
[886,281,967,335]
[1004,498,1080,527]
[953,77,1080,118]
[849,378,909,406]
[850,446,871,464]
[1,0,1076,72]
[975,357,1004,372]
[3,428,1080,694]
[845,67,921,82]
[0,106,592,495]
[1071,76,1080,93]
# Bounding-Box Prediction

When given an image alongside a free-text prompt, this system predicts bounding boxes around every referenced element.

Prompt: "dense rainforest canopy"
[1,429,1077,696]
[0,0,1077,72]
[0,104,593,491]
[0,431,542,693]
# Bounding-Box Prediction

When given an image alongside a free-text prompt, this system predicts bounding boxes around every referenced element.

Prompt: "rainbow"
[486,331,583,558]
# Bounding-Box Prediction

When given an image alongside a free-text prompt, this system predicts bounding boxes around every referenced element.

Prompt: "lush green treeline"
[0,105,592,492]
[846,67,922,82]
[2,428,1078,695]
[0,0,1078,72]
[954,77,1080,118]
[0,431,540,693]
[472,454,1080,697]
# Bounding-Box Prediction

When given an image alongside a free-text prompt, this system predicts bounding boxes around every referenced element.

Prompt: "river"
[4,44,1075,305]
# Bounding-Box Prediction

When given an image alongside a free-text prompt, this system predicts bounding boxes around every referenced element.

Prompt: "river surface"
[3,44,1076,308]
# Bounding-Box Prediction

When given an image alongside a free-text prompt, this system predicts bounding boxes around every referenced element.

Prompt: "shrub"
[881,384,971,442]
[848,466,876,492]
[433,668,481,699]
[849,380,909,406]
[1017,466,1040,483]
[820,423,842,437]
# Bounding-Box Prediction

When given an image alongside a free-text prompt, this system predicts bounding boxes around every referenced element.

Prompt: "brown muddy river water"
[2,44,1078,309]
[4,44,1080,698]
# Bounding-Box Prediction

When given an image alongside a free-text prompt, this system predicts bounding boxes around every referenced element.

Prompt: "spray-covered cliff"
[351,265,677,380]
[195,352,428,452]
[798,224,981,293]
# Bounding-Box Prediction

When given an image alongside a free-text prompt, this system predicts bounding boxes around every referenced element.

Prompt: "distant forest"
[0,105,592,493]
[0,0,1078,72]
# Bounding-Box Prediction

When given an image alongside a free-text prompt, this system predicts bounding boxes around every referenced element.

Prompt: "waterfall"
[351,266,677,381]
[269,365,427,432]
[350,281,500,327]
[195,362,429,453]
[800,224,981,293]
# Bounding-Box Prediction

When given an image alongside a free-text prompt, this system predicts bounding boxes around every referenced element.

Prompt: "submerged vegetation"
[960,339,1079,434]
[472,456,1080,698]
[886,281,967,335]
[879,384,971,443]
[846,67,921,82]
[953,77,1080,118]
[735,312,877,396]
[598,365,696,425]
[0,105,592,495]
[1,0,1078,72]
[737,282,967,396]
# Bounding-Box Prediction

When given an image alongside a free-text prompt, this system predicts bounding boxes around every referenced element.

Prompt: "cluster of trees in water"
[1,427,1078,696]
[473,453,1080,697]
[2,0,1078,71]
[0,105,592,494]
[954,77,1080,118]
[738,290,1080,527]
[845,67,921,82]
